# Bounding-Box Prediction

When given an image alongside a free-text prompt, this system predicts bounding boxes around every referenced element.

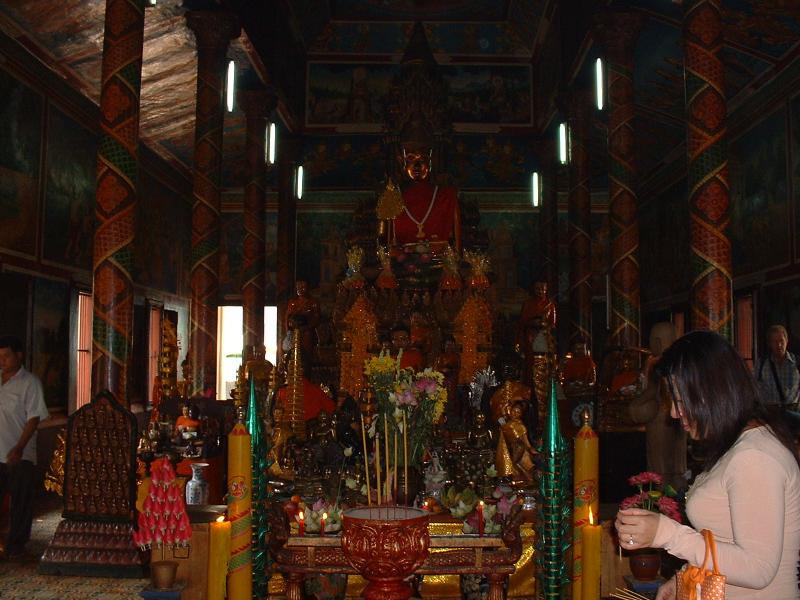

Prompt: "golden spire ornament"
[376,178,405,220]
[286,325,306,441]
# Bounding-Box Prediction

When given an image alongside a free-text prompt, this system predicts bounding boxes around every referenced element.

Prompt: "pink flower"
[628,471,663,487]
[415,378,437,395]
[496,494,514,516]
[620,492,649,510]
[657,497,682,523]
[312,498,328,513]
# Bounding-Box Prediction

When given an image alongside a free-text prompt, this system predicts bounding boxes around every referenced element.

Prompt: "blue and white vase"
[185,462,210,505]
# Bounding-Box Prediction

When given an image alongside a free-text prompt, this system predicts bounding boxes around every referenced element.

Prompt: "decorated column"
[597,11,645,348]
[538,142,559,295]
[185,10,240,395]
[240,89,275,351]
[567,90,592,348]
[91,0,147,401]
[683,0,733,338]
[276,137,302,349]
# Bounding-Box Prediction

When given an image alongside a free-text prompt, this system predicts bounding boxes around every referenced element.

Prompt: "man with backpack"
[756,325,800,412]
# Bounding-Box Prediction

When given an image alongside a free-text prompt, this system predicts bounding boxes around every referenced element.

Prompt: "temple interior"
[1,0,800,598]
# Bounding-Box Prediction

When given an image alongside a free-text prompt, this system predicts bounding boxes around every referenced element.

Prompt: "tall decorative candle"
[580,508,601,600]
[227,421,252,600]
[573,409,599,600]
[320,512,327,536]
[207,516,231,600]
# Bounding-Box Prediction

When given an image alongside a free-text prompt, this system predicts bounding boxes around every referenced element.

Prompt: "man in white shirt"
[0,335,49,559]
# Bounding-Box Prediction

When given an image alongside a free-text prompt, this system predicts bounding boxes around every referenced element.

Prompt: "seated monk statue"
[284,281,320,363]
[608,350,643,399]
[391,325,425,371]
[467,412,493,451]
[175,402,201,435]
[382,121,461,253]
[561,340,597,399]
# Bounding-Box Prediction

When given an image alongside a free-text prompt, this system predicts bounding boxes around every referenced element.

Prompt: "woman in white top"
[616,330,800,599]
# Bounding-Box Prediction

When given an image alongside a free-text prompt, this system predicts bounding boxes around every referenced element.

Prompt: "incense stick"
[611,588,650,600]
[360,414,371,506]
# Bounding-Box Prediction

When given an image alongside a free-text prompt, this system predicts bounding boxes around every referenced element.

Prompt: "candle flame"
[322,512,328,520]
[588,507,594,525]
[298,511,304,521]
[479,500,485,508]
[216,515,225,523]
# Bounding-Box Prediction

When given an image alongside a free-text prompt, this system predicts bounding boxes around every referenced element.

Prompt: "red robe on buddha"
[398,348,425,371]
[394,181,459,246]
[277,378,336,421]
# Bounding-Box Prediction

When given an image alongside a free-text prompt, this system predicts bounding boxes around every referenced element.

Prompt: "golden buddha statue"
[268,404,292,478]
[517,281,557,425]
[497,402,536,485]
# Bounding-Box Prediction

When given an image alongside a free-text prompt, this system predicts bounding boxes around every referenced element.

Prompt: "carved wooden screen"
[62,391,138,521]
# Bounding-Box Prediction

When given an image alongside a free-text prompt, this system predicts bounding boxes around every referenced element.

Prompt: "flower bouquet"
[442,485,519,535]
[620,471,682,523]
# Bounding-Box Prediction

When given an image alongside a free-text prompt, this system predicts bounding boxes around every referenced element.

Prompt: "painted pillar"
[567,90,592,348]
[276,137,302,352]
[538,143,559,296]
[91,0,147,402]
[240,89,275,352]
[185,10,240,396]
[683,0,733,338]
[597,11,645,348]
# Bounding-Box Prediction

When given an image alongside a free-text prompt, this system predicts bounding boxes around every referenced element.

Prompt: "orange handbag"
[676,529,726,600]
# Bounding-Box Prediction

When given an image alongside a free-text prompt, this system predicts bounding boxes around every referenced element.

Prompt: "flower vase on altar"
[185,462,210,505]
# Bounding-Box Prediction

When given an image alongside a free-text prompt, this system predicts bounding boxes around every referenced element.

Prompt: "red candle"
[478,501,485,536]
[298,510,305,536]
[422,501,429,512]
[320,512,327,536]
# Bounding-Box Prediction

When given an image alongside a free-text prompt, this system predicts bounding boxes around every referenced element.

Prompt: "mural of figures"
[296,211,353,290]
[0,68,42,257]
[43,106,96,270]
[729,107,789,276]
[307,63,395,126]
[303,136,385,189]
[480,211,538,294]
[445,65,531,124]
[32,277,70,409]
[134,173,191,295]
[448,136,534,189]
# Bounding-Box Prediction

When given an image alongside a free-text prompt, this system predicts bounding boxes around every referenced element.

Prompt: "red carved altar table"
[269,504,525,600]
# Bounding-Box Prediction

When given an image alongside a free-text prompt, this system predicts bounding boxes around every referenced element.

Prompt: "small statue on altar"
[608,350,643,399]
[391,324,425,371]
[285,280,321,363]
[378,121,461,253]
[268,404,292,478]
[497,402,536,485]
[238,343,273,403]
[176,358,193,401]
[308,409,341,469]
[467,412,493,451]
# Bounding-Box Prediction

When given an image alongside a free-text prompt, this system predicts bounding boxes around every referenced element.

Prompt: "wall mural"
[480,210,538,294]
[135,173,191,295]
[639,178,690,305]
[729,107,789,276]
[0,68,42,257]
[792,94,800,262]
[43,106,96,270]
[448,135,534,189]
[303,135,386,189]
[306,63,532,127]
[32,277,70,409]
[296,211,354,292]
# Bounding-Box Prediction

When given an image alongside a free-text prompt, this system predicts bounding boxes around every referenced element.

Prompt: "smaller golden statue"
[343,246,366,289]
[497,402,536,485]
[44,428,67,496]
[376,178,405,220]
[463,249,491,290]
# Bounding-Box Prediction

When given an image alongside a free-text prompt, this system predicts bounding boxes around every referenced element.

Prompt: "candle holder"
[341,506,430,600]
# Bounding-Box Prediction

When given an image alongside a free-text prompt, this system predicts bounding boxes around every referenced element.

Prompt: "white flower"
[485,465,497,477]
[344,446,353,457]
[368,419,377,439]
[345,478,358,490]
[360,484,368,496]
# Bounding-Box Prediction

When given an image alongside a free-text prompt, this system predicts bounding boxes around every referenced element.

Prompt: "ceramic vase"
[185,462,210,505]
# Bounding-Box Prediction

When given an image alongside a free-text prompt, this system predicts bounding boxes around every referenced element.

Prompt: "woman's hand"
[615,508,661,550]
[655,575,676,600]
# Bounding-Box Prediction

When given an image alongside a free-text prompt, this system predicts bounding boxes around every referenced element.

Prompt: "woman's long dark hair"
[656,330,799,471]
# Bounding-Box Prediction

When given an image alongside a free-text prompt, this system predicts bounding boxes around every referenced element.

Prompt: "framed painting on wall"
[0,68,42,258]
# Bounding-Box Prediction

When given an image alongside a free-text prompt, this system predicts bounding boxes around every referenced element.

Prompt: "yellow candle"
[207,515,231,600]
[227,423,252,600]
[361,414,371,505]
[581,508,601,600]
[573,412,599,600]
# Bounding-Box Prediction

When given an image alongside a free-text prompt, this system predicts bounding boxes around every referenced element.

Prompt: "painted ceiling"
[0,0,797,192]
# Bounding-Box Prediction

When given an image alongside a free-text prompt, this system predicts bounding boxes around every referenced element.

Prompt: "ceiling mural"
[328,0,511,21]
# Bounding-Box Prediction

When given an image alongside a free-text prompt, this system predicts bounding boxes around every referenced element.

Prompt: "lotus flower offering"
[133,457,191,550]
